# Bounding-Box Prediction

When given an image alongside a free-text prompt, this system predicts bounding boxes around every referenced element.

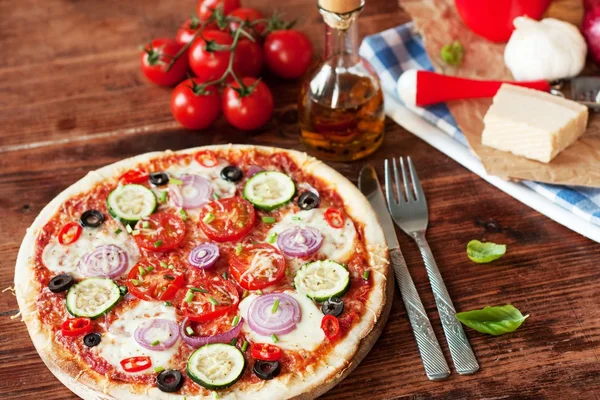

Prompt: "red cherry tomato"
[181,277,240,322]
[120,356,152,373]
[197,0,241,20]
[229,243,286,290]
[264,30,313,79]
[233,39,264,78]
[194,150,219,167]
[61,318,92,337]
[189,30,233,82]
[251,343,282,361]
[58,222,82,245]
[324,208,345,229]
[140,38,188,86]
[198,197,256,242]
[133,212,186,252]
[222,77,273,131]
[171,79,221,130]
[126,261,185,301]
[176,18,203,45]
[321,315,341,341]
[229,8,267,36]
[119,169,149,184]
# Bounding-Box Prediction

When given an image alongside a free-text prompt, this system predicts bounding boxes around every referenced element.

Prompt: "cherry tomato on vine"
[140,39,188,86]
[223,77,273,130]
[229,8,267,36]
[233,39,264,78]
[264,30,313,79]
[189,30,233,82]
[197,0,240,21]
[171,78,221,129]
[177,18,203,45]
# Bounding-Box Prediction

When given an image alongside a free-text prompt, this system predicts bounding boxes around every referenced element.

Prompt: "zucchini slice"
[294,260,350,302]
[107,184,157,224]
[243,171,295,211]
[66,278,121,319]
[187,343,245,389]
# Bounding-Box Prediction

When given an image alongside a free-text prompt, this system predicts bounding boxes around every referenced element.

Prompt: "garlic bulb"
[504,17,587,82]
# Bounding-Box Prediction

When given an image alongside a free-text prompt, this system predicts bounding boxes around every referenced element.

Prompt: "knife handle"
[390,248,450,380]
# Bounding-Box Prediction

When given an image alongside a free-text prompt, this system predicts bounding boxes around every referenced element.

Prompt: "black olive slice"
[48,274,74,293]
[83,332,102,347]
[80,210,105,228]
[157,369,184,393]
[253,360,281,380]
[297,191,320,210]
[220,166,243,182]
[321,297,344,317]
[149,172,170,186]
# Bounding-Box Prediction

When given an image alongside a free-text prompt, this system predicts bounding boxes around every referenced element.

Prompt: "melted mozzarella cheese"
[97,301,180,373]
[239,291,325,351]
[42,226,139,279]
[166,159,236,200]
[267,209,357,262]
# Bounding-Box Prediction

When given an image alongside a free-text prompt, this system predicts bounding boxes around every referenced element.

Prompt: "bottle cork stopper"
[318,0,363,14]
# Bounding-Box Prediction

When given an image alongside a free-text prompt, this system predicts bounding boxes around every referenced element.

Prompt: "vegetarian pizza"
[15,145,389,399]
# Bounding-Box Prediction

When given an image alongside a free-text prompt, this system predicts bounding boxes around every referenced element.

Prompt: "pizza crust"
[15,144,390,400]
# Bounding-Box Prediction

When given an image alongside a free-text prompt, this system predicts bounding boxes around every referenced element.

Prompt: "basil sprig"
[456,305,529,336]
[467,240,506,263]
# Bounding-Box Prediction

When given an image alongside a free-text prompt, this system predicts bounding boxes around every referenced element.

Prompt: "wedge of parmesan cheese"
[481,84,588,163]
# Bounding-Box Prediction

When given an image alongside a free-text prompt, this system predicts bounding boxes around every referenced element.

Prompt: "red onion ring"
[188,243,220,269]
[247,293,301,336]
[77,244,128,278]
[180,317,243,348]
[276,227,323,257]
[170,174,212,209]
[134,318,179,351]
[247,165,264,178]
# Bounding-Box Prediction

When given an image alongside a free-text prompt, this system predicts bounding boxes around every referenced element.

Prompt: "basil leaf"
[456,305,529,336]
[466,240,506,263]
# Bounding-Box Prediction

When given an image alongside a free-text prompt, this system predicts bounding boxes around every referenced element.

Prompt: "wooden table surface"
[2,0,600,399]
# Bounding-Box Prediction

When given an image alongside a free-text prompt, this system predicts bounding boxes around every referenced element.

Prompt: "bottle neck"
[324,17,359,62]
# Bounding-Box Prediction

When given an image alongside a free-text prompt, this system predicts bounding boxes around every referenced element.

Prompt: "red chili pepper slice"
[321,315,341,341]
[58,222,82,245]
[194,150,218,168]
[251,343,282,361]
[120,356,152,372]
[61,317,92,337]
[120,169,149,184]
[324,208,344,229]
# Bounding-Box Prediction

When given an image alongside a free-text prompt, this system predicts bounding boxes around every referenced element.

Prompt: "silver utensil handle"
[412,232,480,375]
[390,248,450,380]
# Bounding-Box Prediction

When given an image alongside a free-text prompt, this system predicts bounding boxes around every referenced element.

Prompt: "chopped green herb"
[138,266,147,276]
[163,274,175,280]
[179,208,187,221]
[267,232,277,244]
[292,216,301,221]
[363,270,370,280]
[168,264,175,270]
[142,221,150,229]
[235,243,243,255]
[146,265,154,272]
[222,271,228,280]
[237,221,244,228]
[154,366,165,373]
[212,391,221,400]
[203,212,215,224]
[242,290,249,299]
[230,337,238,346]
[212,192,220,200]
[126,224,133,234]
[160,261,168,268]
[131,279,140,286]
[186,326,195,336]
[154,240,163,248]
[271,334,279,343]
[151,340,160,346]
[285,268,290,276]
[115,228,122,235]
[132,229,140,236]
[272,299,280,314]
[241,340,248,352]
[158,190,167,203]
[190,287,209,293]
[262,216,276,224]
[441,40,464,66]
[256,290,263,295]
[164,301,172,307]
[208,297,218,306]
[170,177,183,185]
[184,289,194,303]
[119,285,128,296]
[232,315,240,326]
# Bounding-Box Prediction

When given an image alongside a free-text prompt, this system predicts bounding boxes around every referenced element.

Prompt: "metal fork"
[384,156,479,375]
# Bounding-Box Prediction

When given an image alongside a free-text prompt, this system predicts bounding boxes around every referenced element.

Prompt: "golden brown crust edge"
[14,144,390,400]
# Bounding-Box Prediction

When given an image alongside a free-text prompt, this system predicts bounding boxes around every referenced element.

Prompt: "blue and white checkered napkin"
[359,22,600,228]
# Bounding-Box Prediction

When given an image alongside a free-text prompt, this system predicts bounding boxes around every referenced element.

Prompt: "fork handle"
[412,232,480,375]
[390,248,450,380]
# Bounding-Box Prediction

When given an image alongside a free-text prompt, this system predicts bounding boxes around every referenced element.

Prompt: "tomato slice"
[120,169,149,184]
[198,197,256,242]
[61,317,92,337]
[251,343,282,361]
[120,356,152,372]
[133,212,186,251]
[58,222,82,245]
[127,261,185,301]
[321,315,341,340]
[229,243,285,290]
[181,277,240,322]
[194,150,219,167]
[324,208,345,229]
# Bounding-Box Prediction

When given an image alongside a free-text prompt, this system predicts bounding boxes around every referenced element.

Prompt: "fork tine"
[399,157,413,202]
[407,156,425,202]
[393,158,405,202]
[384,159,396,206]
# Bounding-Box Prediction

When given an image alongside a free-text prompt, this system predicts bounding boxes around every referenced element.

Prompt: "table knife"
[359,165,450,380]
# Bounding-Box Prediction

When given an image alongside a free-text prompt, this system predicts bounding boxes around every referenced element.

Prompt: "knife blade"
[359,165,450,381]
